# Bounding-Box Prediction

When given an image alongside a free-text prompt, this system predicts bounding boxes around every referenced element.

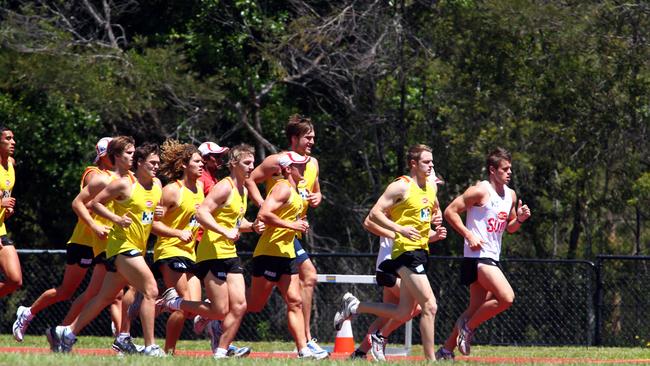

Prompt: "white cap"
[94,137,113,163]
[278,151,310,167]
[198,141,229,156]
[428,168,444,185]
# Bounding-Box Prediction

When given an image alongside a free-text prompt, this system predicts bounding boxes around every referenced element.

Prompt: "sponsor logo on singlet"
[487,211,509,233]
[142,211,154,224]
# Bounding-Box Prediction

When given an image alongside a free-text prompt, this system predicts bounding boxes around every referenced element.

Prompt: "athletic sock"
[24,307,33,319]
[215,348,227,357]
[117,332,130,340]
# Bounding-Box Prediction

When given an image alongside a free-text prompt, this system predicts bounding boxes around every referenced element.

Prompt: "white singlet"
[463,180,513,260]
[376,236,394,271]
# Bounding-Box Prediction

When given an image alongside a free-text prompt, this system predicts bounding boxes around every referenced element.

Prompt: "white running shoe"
[213,352,228,359]
[307,338,329,359]
[55,326,77,353]
[298,347,329,360]
[193,315,210,335]
[369,331,387,361]
[156,287,180,312]
[333,292,359,331]
[12,306,32,342]
[143,344,166,357]
[456,317,473,356]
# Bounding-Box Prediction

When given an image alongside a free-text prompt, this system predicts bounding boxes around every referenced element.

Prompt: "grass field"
[0,335,648,365]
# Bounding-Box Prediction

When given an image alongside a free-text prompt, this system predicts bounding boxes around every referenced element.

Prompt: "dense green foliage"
[0,0,647,258]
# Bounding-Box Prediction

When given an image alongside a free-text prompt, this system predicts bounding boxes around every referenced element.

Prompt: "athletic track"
[1,346,649,364]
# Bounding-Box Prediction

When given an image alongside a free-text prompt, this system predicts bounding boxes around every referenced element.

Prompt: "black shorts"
[105,249,142,273]
[460,257,503,286]
[1,235,14,246]
[196,257,244,281]
[155,256,196,274]
[293,237,310,264]
[386,249,429,275]
[93,252,107,266]
[376,270,397,288]
[66,243,96,268]
[252,255,298,282]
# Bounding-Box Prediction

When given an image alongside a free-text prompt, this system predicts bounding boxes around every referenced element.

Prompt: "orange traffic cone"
[333,318,355,354]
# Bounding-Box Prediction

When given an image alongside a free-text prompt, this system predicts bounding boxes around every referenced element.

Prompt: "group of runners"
[334,145,531,361]
[0,117,531,361]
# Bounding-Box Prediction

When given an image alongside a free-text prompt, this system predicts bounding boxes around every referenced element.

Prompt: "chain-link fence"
[1,251,647,347]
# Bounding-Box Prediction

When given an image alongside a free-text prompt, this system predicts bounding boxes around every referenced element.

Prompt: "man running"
[159,144,261,359]
[0,126,18,299]
[436,147,531,359]
[245,115,327,357]
[351,173,447,359]
[334,144,440,361]
[12,137,122,342]
[47,143,165,357]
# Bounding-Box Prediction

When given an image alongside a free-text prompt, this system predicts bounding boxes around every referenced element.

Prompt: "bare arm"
[72,172,111,239]
[368,179,421,240]
[444,184,488,251]
[258,183,309,233]
[506,191,531,233]
[306,158,322,208]
[244,154,281,207]
[363,214,395,239]
[429,200,447,243]
[91,178,132,228]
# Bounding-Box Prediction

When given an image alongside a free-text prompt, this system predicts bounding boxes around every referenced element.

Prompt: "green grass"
[0,335,648,365]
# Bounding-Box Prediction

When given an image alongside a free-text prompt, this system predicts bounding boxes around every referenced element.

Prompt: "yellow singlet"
[67,167,116,256]
[154,180,204,262]
[265,157,317,219]
[0,160,15,236]
[254,179,303,258]
[196,177,247,261]
[106,176,162,258]
[389,176,438,258]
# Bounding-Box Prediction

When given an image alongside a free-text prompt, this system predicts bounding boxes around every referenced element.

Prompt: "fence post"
[594,256,604,346]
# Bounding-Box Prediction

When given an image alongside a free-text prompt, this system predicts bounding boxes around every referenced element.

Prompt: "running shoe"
[55,326,77,353]
[207,320,223,353]
[193,314,210,335]
[369,331,387,361]
[348,349,367,359]
[45,326,60,352]
[213,351,228,359]
[307,338,329,359]
[435,347,455,360]
[127,291,144,320]
[112,335,142,355]
[333,292,360,331]
[456,317,474,356]
[227,344,252,358]
[12,306,32,342]
[143,344,166,357]
[156,287,180,312]
[298,347,329,360]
